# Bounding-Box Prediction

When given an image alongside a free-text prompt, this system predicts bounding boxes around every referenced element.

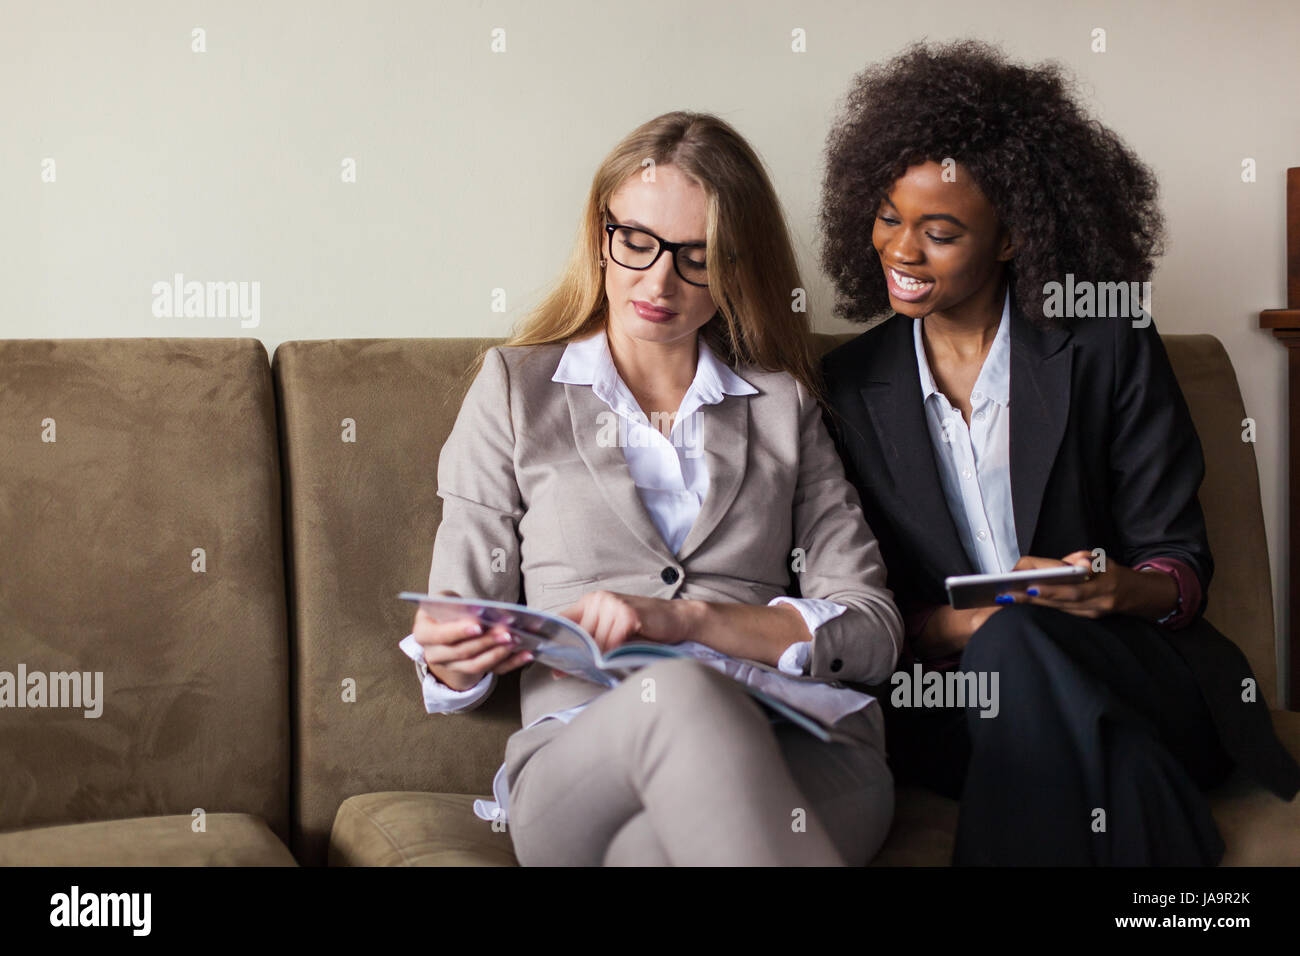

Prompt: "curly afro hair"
[819,39,1165,325]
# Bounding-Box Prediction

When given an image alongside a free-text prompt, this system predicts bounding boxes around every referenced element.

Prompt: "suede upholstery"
[272,339,523,867]
[1162,335,1280,702]
[0,338,292,864]
[1,332,1295,866]
[0,814,296,866]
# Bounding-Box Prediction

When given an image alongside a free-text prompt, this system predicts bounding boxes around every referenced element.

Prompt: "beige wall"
[4,0,1297,700]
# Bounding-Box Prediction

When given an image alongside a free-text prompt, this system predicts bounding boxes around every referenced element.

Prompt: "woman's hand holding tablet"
[946,563,1090,609]
[952,551,1181,623]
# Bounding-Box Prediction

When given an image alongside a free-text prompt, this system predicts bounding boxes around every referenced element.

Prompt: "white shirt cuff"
[776,640,811,676]
[768,596,848,675]
[398,633,495,713]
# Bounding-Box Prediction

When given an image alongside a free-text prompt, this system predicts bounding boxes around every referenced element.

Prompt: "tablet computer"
[944,565,1089,609]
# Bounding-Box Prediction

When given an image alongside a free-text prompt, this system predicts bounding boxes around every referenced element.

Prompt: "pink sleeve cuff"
[1135,557,1202,629]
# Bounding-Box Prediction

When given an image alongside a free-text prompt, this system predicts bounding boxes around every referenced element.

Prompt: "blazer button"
[830,658,843,673]
[660,567,680,585]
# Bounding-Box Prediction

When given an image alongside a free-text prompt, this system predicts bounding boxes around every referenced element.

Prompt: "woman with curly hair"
[818,40,1300,865]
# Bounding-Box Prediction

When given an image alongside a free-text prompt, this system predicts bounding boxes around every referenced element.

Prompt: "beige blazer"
[427,340,903,738]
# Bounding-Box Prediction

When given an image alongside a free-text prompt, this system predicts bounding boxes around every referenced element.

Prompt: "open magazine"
[399,592,875,743]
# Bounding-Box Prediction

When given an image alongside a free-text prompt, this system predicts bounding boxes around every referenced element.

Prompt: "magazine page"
[398,592,615,687]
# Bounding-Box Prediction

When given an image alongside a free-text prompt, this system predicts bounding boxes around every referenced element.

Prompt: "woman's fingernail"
[994,594,1014,605]
[521,651,534,662]
[1027,587,1039,596]
[497,634,513,644]
[463,622,483,636]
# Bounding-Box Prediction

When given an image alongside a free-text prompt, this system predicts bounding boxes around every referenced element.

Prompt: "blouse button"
[974,411,985,422]
[977,530,988,541]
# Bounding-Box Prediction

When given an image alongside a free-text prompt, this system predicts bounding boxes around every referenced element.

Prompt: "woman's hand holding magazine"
[411,589,533,691]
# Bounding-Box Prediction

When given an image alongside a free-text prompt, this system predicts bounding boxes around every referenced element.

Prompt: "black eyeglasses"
[604,218,710,287]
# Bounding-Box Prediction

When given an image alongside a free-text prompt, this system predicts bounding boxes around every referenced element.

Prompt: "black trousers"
[880,604,1235,865]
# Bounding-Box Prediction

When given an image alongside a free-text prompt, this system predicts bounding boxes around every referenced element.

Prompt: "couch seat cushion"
[1213,709,1300,865]
[0,813,296,866]
[870,786,959,865]
[329,792,517,866]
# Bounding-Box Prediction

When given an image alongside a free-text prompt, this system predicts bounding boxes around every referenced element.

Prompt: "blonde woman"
[400,112,902,866]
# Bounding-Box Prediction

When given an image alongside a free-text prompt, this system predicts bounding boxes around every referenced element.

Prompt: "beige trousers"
[504,658,894,866]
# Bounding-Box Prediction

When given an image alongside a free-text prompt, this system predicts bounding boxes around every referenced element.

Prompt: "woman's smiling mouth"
[886,266,935,302]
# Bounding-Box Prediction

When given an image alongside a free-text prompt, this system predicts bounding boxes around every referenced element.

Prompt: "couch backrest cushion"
[1160,335,1277,702]
[273,338,522,867]
[0,338,291,843]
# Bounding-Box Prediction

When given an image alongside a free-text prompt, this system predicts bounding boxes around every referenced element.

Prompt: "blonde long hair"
[469,111,822,401]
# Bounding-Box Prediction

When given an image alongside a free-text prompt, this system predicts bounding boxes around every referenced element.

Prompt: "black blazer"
[820,301,1300,800]
[820,300,1210,619]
